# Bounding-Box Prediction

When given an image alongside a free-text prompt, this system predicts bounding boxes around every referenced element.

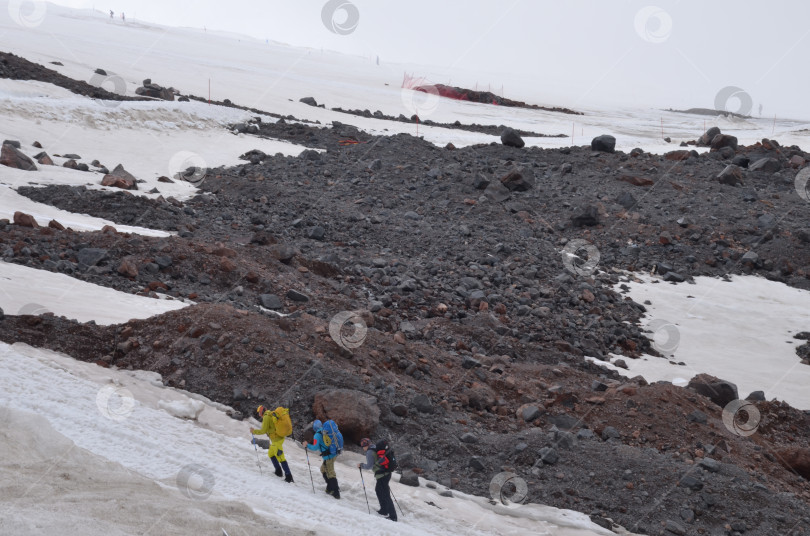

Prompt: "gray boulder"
[591,135,616,153]
[500,128,525,148]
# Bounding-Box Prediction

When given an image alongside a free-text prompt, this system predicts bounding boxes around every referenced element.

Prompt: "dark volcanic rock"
[591,135,616,153]
[687,374,739,408]
[749,157,782,173]
[1,144,37,171]
[500,128,525,148]
[499,169,532,191]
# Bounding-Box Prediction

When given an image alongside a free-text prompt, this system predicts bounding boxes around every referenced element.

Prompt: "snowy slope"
[590,274,810,410]
[0,342,625,536]
[1,2,808,154]
[0,260,189,323]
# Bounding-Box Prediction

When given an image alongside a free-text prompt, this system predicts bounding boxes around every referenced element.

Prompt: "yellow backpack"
[273,407,292,437]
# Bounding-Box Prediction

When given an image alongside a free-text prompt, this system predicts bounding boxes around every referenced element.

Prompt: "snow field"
[0,342,620,536]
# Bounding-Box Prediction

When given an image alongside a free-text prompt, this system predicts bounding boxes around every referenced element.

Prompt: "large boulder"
[500,128,525,148]
[687,374,739,408]
[717,165,744,186]
[710,134,738,151]
[749,157,782,173]
[591,135,616,153]
[101,163,138,190]
[13,211,38,228]
[698,126,721,146]
[312,389,380,442]
[1,144,37,171]
[135,81,175,101]
[775,447,810,479]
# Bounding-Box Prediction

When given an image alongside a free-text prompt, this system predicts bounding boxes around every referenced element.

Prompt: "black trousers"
[375,473,396,520]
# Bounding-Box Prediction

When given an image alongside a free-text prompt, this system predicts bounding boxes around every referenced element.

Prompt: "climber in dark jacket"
[372,439,397,521]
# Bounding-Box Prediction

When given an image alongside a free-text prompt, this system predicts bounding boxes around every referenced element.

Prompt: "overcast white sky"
[34,1,810,118]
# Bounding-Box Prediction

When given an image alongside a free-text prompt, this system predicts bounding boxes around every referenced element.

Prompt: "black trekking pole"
[359,468,371,514]
[250,433,262,476]
[304,448,315,493]
[391,487,405,517]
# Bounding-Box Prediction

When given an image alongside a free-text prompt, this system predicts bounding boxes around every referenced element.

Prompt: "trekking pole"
[305,448,315,493]
[391,488,405,517]
[251,433,262,476]
[359,468,371,514]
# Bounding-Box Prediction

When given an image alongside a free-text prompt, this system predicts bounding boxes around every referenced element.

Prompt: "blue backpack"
[321,420,344,456]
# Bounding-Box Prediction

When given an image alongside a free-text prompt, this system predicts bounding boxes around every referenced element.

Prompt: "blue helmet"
[313,419,323,432]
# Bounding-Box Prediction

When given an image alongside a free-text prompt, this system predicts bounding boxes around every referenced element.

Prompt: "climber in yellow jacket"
[251,405,294,483]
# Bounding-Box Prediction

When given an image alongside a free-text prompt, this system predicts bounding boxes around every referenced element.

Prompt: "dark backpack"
[321,420,344,456]
[376,440,398,472]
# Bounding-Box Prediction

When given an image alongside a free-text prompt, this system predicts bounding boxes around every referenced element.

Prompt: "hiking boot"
[284,473,294,483]
[274,468,283,477]
[377,509,387,516]
[327,477,341,499]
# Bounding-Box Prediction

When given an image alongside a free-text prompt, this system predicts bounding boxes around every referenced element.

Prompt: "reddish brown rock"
[776,448,810,479]
[117,260,139,278]
[1,144,37,171]
[220,257,237,272]
[34,152,54,165]
[101,164,138,190]
[48,219,65,230]
[665,150,691,161]
[212,246,237,258]
[313,388,380,442]
[13,211,38,228]
[101,175,136,189]
[618,175,654,186]
[499,170,532,192]
[789,155,806,169]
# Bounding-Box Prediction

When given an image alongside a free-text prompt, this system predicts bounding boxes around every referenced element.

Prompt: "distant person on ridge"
[250,405,294,483]
[109,10,113,19]
[303,419,341,498]
[121,12,125,22]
